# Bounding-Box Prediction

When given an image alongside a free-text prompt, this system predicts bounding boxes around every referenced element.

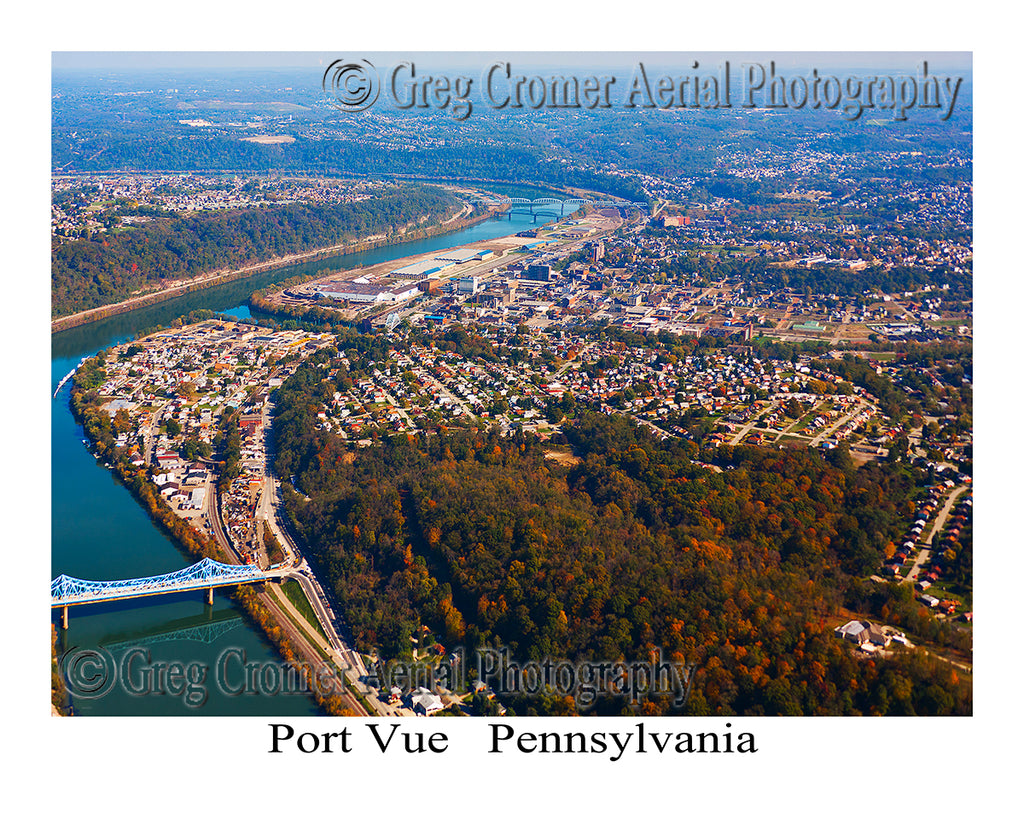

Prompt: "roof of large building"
[434,248,483,262]
[836,620,866,638]
[391,258,455,278]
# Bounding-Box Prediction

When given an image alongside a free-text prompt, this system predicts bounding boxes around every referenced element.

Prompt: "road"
[550,360,577,380]
[203,474,383,714]
[729,402,777,445]
[280,570,398,710]
[258,584,370,715]
[192,392,393,715]
[414,367,477,420]
[771,410,808,442]
[808,399,868,447]
[904,484,968,584]
[255,397,396,714]
[378,388,415,427]
[729,397,867,448]
[623,410,673,440]
[269,558,393,713]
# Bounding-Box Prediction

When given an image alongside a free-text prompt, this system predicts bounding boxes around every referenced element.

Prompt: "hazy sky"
[52,51,972,73]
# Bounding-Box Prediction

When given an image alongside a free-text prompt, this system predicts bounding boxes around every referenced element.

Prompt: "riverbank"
[68,362,359,716]
[49,189,577,716]
[69,379,225,562]
[51,204,503,334]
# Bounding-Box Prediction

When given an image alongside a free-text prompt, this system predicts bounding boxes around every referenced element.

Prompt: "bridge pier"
[52,558,273,618]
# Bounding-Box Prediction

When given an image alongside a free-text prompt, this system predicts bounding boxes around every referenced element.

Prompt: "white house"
[410,687,443,716]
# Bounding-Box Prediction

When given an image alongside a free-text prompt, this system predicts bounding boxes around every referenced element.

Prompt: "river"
[51,192,578,715]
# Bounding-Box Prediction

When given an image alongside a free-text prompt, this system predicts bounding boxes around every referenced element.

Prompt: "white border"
[11,1,1015,813]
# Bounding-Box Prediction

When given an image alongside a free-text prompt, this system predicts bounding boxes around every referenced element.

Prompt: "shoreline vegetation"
[52,190,502,333]
[51,625,71,716]
[67,365,356,716]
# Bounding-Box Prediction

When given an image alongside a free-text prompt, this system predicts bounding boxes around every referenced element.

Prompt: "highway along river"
[51,194,579,715]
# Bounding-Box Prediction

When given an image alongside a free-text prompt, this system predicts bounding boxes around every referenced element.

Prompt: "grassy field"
[282,579,328,640]
[927,319,971,327]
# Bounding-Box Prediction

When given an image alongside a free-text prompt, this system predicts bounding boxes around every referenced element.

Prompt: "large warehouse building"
[314,278,421,304]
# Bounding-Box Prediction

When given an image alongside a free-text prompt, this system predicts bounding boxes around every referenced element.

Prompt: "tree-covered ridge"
[271,350,970,715]
[51,185,461,317]
[51,135,648,202]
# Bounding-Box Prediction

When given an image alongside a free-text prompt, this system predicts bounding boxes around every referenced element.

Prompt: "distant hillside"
[51,185,461,318]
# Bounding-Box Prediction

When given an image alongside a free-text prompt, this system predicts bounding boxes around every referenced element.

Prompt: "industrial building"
[457,276,482,295]
[389,259,455,279]
[524,263,553,282]
[315,279,421,305]
[435,247,494,263]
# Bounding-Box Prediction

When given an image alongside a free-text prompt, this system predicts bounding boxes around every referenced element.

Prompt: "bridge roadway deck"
[51,557,291,608]
[470,196,649,212]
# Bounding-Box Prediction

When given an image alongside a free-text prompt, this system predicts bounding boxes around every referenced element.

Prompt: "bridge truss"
[471,196,649,213]
[51,558,269,608]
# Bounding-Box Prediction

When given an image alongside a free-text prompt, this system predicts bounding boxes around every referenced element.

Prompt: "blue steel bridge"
[51,558,282,628]
[472,196,650,217]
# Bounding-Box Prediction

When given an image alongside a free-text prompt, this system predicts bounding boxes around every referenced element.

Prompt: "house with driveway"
[835,620,890,649]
